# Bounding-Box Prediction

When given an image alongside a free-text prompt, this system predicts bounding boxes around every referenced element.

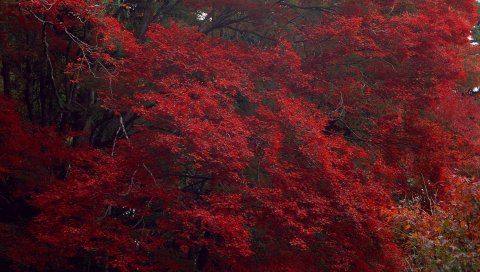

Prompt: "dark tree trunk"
[136,1,156,41]
[24,60,34,121]
[39,73,48,126]
[1,60,11,96]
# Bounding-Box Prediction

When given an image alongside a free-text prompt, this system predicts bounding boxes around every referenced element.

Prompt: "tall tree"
[0,0,479,271]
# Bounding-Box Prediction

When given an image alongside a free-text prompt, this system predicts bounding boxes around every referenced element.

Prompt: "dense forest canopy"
[1,0,480,271]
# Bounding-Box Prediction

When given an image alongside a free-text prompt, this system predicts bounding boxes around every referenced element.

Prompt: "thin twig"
[119,114,130,142]
[111,125,122,156]
[43,22,63,109]
[120,166,139,196]
[143,163,158,185]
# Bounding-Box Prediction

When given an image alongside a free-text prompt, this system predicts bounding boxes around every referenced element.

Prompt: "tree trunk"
[24,60,34,121]
[1,60,11,96]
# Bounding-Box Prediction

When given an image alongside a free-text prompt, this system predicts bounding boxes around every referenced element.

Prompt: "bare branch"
[277,0,337,14]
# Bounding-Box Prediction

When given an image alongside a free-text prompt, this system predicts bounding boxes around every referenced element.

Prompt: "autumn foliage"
[1,0,480,271]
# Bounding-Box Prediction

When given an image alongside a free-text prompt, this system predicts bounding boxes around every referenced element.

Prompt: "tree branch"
[278,0,337,14]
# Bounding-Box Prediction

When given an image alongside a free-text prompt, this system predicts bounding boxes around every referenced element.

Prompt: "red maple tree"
[1,0,480,271]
